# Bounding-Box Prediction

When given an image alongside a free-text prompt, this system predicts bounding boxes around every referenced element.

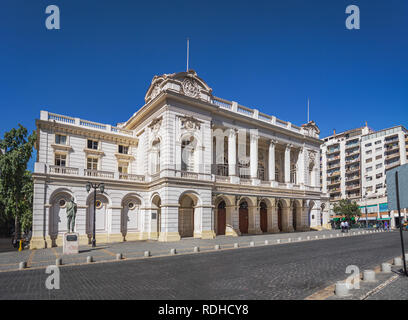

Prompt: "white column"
[268,140,275,181]
[297,147,305,185]
[284,144,291,183]
[228,129,237,176]
[250,131,259,179]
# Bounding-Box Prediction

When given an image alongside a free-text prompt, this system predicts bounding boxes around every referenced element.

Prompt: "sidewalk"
[0,228,390,272]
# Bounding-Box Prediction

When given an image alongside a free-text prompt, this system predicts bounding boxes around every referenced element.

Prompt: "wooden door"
[239,208,248,234]
[217,208,226,235]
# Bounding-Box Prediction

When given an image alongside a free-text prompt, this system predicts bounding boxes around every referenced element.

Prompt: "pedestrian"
[344,220,349,233]
[341,221,345,233]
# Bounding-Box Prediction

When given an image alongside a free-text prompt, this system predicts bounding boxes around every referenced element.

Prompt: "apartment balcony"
[327,179,341,187]
[346,184,360,191]
[384,144,399,153]
[345,141,359,149]
[327,161,341,170]
[385,160,400,171]
[346,166,360,173]
[326,147,340,155]
[327,170,340,177]
[328,186,341,193]
[345,157,360,164]
[385,152,400,161]
[346,192,361,199]
[384,136,399,145]
[345,149,359,157]
[345,175,360,182]
[327,155,340,163]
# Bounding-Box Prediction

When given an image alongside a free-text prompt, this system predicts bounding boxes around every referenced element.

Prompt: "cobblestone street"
[0,230,406,299]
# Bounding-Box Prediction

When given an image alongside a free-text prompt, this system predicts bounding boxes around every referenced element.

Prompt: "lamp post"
[86,182,105,247]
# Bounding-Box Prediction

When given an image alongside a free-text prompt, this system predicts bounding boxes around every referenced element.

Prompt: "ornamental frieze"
[178,115,202,130]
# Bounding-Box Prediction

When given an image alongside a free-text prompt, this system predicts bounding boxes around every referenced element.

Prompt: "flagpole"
[186,38,189,72]
[307,98,310,122]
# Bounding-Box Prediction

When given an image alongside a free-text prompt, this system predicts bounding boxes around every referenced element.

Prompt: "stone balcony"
[37,162,321,192]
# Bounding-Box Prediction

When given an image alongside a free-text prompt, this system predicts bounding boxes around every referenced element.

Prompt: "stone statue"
[66,197,77,233]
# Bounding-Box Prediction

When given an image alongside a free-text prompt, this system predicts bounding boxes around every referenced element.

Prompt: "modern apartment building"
[360,125,408,227]
[321,125,373,202]
[321,124,408,227]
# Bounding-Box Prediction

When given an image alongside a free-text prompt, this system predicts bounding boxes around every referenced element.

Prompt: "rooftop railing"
[43,111,135,138]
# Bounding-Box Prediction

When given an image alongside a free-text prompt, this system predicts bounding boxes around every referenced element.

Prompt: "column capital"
[250,133,259,142]
[285,144,293,152]
[227,128,237,138]
[269,139,277,147]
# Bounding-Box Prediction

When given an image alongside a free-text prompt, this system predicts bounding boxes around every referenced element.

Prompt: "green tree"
[333,199,361,223]
[0,125,36,240]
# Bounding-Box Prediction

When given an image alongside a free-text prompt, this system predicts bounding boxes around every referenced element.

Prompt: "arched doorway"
[277,201,283,232]
[239,201,249,234]
[260,201,267,233]
[179,194,195,238]
[217,201,226,235]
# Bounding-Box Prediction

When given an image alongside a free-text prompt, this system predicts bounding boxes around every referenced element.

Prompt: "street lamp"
[86,182,105,247]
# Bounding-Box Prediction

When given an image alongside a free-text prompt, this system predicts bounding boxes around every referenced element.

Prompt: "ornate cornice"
[178,115,203,130]
[37,120,138,146]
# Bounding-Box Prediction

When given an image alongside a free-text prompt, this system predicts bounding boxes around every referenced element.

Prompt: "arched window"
[290,163,297,184]
[151,139,160,174]
[181,137,196,172]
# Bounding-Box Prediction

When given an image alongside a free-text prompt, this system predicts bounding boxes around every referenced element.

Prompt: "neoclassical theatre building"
[31,70,329,249]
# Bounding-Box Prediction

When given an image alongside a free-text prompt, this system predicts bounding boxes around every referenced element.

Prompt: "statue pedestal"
[63,233,79,255]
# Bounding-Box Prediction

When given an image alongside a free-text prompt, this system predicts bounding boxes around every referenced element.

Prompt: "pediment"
[144,70,213,103]
[302,121,320,138]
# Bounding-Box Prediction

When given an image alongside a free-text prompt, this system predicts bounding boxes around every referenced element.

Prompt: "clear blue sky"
[0,0,407,170]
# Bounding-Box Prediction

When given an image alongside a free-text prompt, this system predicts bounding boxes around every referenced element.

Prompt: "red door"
[217,208,226,235]
[260,207,267,233]
[239,201,249,234]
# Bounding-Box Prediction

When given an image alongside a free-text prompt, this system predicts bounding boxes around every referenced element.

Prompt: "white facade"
[321,126,373,202]
[31,70,328,249]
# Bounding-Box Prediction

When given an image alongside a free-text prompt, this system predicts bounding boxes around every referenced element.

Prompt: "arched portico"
[277,198,294,232]
[151,194,162,238]
[48,189,75,247]
[178,192,201,238]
